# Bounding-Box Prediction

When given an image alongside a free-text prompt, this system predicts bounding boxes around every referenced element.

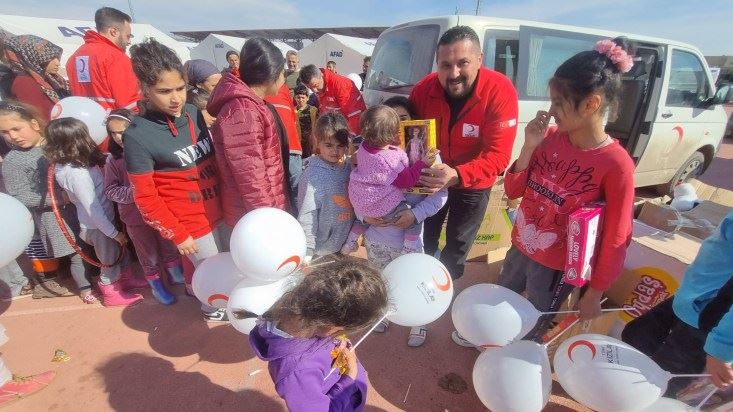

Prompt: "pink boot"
[119,267,149,291]
[98,281,143,307]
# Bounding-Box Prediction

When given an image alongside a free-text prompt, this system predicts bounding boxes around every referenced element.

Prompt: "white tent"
[0,14,191,77]
[298,33,376,76]
[189,34,296,72]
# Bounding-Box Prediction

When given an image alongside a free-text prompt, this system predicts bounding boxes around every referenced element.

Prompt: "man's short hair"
[327,60,336,66]
[293,84,309,97]
[95,7,131,32]
[363,56,371,63]
[299,64,322,85]
[437,26,480,51]
[226,50,238,59]
[286,50,298,58]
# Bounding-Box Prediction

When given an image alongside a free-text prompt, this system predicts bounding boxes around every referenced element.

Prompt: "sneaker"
[407,326,427,347]
[0,370,55,407]
[374,319,389,333]
[203,308,229,323]
[451,330,484,351]
[32,279,74,299]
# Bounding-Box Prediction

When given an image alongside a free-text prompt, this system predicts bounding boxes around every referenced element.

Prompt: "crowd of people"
[0,5,731,410]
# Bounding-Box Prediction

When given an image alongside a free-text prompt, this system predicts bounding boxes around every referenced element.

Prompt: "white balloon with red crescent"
[226,273,299,335]
[192,252,251,308]
[381,253,453,327]
[50,96,108,145]
[637,397,694,412]
[473,340,552,412]
[554,333,670,412]
[230,207,307,282]
[0,193,34,268]
[451,283,540,348]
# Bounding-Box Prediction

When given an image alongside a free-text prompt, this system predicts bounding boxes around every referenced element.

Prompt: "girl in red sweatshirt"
[454,38,636,346]
[124,39,228,322]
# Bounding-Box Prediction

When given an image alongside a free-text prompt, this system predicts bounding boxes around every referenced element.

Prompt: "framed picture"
[399,119,437,195]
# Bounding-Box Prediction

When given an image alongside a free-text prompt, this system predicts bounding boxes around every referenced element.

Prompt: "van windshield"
[365,24,440,93]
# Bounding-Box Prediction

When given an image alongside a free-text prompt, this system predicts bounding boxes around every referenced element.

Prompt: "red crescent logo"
[277,255,301,274]
[50,104,62,119]
[207,293,228,306]
[433,268,452,292]
[672,126,684,144]
[567,339,596,362]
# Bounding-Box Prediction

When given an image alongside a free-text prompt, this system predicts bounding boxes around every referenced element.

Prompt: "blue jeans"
[288,154,303,213]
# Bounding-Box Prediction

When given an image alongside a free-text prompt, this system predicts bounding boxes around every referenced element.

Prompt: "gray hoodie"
[296,155,354,256]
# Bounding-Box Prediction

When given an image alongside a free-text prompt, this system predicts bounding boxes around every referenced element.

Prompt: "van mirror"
[713,84,733,105]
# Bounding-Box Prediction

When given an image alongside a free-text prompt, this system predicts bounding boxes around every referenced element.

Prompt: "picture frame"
[399,119,437,195]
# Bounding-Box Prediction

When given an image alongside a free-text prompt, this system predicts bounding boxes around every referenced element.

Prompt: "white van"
[363,16,728,194]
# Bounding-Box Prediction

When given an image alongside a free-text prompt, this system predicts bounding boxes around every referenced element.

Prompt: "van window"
[483,30,519,85]
[365,24,440,93]
[666,50,712,107]
[524,33,597,98]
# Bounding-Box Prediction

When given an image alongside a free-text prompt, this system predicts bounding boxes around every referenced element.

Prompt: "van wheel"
[656,151,705,196]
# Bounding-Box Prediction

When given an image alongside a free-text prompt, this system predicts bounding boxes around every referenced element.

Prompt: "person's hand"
[417,163,459,193]
[177,236,199,256]
[524,111,551,152]
[577,288,603,320]
[706,355,733,388]
[363,216,391,227]
[113,232,128,247]
[393,209,416,229]
[334,339,359,380]
[421,148,439,167]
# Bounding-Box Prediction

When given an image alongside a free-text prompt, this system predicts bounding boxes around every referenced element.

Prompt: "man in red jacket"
[410,26,518,281]
[66,7,139,112]
[299,64,365,133]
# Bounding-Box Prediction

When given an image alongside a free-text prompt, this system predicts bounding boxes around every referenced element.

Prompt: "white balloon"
[382,253,453,327]
[346,73,362,91]
[192,252,251,308]
[230,208,307,282]
[50,97,109,145]
[452,283,540,348]
[0,193,34,268]
[473,340,552,412]
[554,333,669,412]
[226,274,298,335]
[638,398,693,412]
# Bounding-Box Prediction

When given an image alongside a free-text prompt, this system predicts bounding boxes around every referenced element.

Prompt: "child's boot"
[118,267,149,290]
[97,280,143,307]
[145,274,176,305]
[164,261,186,285]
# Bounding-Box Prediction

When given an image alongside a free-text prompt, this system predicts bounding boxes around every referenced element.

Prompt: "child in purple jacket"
[344,105,437,254]
[103,109,183,305]
[249,258,388,411]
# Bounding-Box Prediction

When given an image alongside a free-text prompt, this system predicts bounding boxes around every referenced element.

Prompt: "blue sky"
[1,0,731,55]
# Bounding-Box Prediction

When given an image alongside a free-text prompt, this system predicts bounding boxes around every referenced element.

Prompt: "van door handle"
[661,111,673,119]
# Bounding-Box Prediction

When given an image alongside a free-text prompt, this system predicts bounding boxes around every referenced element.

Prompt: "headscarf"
[184,59,219,88]
[3,34,69,102]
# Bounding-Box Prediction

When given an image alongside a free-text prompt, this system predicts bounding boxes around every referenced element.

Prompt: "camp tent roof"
[298,33,376,75]
[189,34,295,71]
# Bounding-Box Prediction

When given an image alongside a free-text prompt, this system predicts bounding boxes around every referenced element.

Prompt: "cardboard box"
[638,201,731,240]
[687,179,733,207]
[564,205,604,287]
[544,310,620,359]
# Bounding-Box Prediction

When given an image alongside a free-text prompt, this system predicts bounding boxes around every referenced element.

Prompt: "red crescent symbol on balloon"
[277,255,301,274]
[567,339,596,362]
[433,268,452,292]
[207,293,228,306]
[50,104,62,119]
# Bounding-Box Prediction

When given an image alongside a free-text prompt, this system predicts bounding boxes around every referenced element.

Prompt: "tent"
[0,14,191,76]
[298,33,376,76]
[189,34,296,72]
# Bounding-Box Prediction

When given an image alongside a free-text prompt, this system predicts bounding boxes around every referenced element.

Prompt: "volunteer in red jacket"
[66,7,139,112]
[265,83,303,208]
[411,26,518,281]
[299,65,366,133]
[207,38,290,228]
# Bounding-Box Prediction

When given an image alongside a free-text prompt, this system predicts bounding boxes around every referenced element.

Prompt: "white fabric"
[298,33,376,75]
[55,164,118,239]
[189,34,295,71]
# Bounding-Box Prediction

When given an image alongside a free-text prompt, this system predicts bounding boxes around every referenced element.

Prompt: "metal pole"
[127,0,136,22]
[475,0,482,15]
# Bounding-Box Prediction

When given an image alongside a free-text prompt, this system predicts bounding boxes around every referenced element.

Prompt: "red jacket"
[265,83,302,155]
[11,76,54,121]
[317,69,366,133]
[66,31,140,111]
[207,73,289,227]
[409,68,518,190]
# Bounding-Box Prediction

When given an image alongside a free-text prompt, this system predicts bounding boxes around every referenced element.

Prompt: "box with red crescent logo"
[563,204,604,287]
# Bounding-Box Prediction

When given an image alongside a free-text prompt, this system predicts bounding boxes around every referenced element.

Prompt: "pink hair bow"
[593,39,634,74]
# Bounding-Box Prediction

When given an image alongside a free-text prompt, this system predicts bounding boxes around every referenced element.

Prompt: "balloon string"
[695,387,718,411]
[323,311,390,382]
[671,374,713,378]
[544,317,580,347]
[542,308,628,315]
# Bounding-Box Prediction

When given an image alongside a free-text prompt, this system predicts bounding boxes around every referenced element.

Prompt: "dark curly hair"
[130,39,184,88]
[44,118,106,168]
[549,37,633,113]
[383,95,416,119]
[239,38,285,86]
[262,257,389,336]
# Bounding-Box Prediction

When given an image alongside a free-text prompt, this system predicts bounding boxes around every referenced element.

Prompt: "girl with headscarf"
[3,35,70,120]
